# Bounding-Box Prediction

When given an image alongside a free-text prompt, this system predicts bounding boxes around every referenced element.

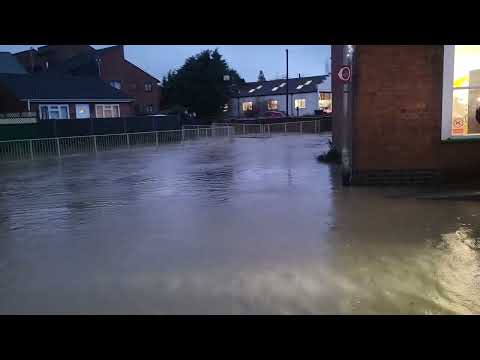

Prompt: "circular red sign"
[453,118,463,128]
[338,66,351,82]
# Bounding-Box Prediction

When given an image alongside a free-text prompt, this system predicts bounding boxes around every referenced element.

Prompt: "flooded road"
[1,134,479,314]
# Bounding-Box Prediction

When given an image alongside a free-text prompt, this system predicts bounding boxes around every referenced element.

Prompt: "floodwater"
[0,134,480,314]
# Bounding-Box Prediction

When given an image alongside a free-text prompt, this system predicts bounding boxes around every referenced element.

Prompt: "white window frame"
[242,102,253,111]
[75,104,91,119]
[294,98,306,109]
[110,80,121,90]
[95,104,121,118]
[441,45,480,140]
[39,104,70,120]
[144,83,153,92]
[441,45,455,140]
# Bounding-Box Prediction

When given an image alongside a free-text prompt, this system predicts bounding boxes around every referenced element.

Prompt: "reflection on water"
[0,135,479,314]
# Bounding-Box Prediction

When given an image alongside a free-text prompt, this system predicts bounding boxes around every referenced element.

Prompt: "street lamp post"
[286,49,289,118]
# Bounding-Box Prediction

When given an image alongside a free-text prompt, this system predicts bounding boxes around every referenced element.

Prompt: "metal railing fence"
[0,127,233,162]
[0,120,327,162]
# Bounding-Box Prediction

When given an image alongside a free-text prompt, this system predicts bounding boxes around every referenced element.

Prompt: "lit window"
[223,104,229,112]
[267,100,278,110]
[39,104,69,120]
[318,93,332,113]
[272,87,279,91]
[279,82,286,87]
[75,104,90,119]
[242,102,253,111]
[442,45,480,139]
[304,80,312,85]
[296,84,304,90]
[256,85,263,90]
[248,89,255,93]
[110,80,121,90]
[294,99,306,109]
[95,104,120,118]
[144,83,153,92]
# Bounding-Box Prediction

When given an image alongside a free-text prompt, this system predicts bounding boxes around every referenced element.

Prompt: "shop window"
[442,45,480,139]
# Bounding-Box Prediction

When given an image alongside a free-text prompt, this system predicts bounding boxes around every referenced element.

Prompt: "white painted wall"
[230,91,329,117]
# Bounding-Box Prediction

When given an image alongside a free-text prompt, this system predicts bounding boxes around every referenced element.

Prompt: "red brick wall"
[352,45,480,182]
[98,46,161,115]
[0,85,26,112]
[15,50,47,73]
[38,45,93,68]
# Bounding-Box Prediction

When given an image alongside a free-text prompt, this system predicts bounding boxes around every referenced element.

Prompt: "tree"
[161,49,245,117]
[257,70,266,82]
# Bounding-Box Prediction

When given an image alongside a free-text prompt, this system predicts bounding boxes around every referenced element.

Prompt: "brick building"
[332,45,480,185]
[14,45,161,116]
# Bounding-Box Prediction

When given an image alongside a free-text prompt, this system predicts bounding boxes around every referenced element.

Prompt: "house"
[14,45,161,116]
[0,73,134,119]
[332,45,480,185]
[13,48,48,73]
[228,75,331,118]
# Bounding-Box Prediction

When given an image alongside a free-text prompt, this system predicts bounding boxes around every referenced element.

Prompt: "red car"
[264,111,287,119]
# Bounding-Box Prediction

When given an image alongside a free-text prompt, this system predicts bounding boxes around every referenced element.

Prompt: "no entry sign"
[337,66,351,83]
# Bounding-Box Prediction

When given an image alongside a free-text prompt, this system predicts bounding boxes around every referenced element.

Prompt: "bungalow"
[227,75,331,118]
[0,73,134,120]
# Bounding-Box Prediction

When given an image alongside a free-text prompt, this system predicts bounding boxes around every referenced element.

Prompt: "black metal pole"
[286,49,289,118]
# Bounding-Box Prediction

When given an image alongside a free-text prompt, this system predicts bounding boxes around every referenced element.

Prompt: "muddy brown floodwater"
[0,134,479,314]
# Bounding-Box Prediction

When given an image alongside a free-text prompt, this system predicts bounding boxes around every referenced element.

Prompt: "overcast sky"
[0,45,331,82]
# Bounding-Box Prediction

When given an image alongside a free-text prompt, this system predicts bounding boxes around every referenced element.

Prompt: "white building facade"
[227,75,331,118]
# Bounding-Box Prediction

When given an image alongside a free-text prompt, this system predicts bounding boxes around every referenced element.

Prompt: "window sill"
[442,136,480,144]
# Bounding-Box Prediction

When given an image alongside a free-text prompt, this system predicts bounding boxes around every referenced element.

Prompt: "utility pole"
[286,49,289,118]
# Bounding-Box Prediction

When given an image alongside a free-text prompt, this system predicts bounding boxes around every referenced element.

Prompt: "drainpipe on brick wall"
[342,45,356,186]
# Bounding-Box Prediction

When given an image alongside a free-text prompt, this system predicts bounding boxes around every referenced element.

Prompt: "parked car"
[314,109,331,116]
[263,111,287,119]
